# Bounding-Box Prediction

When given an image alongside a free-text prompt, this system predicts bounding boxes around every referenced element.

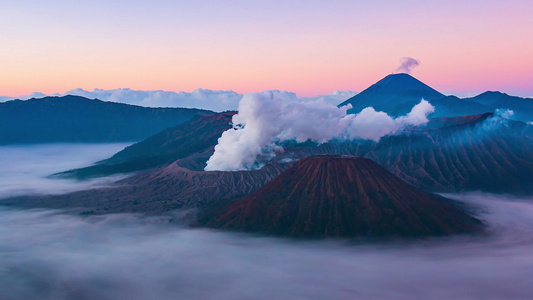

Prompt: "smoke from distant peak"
[395,57,420,74]
[204,92,434,171]
[482,108,514,131]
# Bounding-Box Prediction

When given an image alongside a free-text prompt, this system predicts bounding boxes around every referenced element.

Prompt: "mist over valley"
[1,62,533,299]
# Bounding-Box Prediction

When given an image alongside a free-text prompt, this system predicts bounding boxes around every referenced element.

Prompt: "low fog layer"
[0,143,532,299]
[0,144,131,199]
[206,91,434,171]
[1,194,533,300]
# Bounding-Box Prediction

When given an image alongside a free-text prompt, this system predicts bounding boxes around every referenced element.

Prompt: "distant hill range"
[3,75,531,144]
[201,155,482,238]
[339,73,533,122]
[60,109,533,196]
[4,74,533,238]
[0,95,213,144]
[11,110,531,219]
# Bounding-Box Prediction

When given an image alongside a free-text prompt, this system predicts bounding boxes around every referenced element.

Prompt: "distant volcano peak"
[363,73,441,95]
[339,73,444,116]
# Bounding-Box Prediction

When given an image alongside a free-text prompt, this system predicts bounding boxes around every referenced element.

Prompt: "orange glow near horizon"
[2,1,533,98]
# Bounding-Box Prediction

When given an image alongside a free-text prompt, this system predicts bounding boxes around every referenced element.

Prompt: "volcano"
[202,155,482,238]
[339,73,444,116]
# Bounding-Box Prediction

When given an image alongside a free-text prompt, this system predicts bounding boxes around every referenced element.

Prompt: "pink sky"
[2,1,532,97]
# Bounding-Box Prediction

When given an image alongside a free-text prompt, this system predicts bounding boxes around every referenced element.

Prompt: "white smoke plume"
[395,57,420,74]
[205,92,434,171]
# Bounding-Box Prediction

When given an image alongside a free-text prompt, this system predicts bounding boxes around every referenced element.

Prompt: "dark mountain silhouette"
[468,91,529,107]
[201,155,482,238]
[423,95,492,118]
[337,74,533,123]
[463,91,533,122]
[339,73,444,116]
[422,92,533,122]
[0,95,213,144]
[58,112,235,179]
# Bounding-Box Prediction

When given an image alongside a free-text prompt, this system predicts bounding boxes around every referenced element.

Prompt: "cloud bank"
[0,144,131,199]
[205,92,434,171]
[66,88,243,112]
[1,193,533,300]
[301,90,358,105]
[0,139,532,300]
[0,89,357,112]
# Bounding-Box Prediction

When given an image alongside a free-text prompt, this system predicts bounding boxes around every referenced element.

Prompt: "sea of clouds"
[0,143,131,199]
[0,194,532,300]
[0,144,532,300]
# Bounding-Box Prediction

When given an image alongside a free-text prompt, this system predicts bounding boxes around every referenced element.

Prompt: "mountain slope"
[336,74,533,122]
[0,95,213,144]
[59,112,235,179]
[7,114,532,216]
[423,95,493,118]
[202,155,482,238]
[339,73,444,116]
[60,112,533,195]
[464,91,533,122]
[6,160,287,215]
[280,114,533,195]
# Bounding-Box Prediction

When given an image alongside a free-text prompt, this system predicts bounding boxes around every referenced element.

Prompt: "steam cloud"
[395,57,420,74]
[482,108,514,131]
[205,92,434,171]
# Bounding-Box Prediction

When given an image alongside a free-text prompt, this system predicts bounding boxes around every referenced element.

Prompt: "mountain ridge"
[338,73,533,122]
[339,73,444,115]
[0,95,214,144]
